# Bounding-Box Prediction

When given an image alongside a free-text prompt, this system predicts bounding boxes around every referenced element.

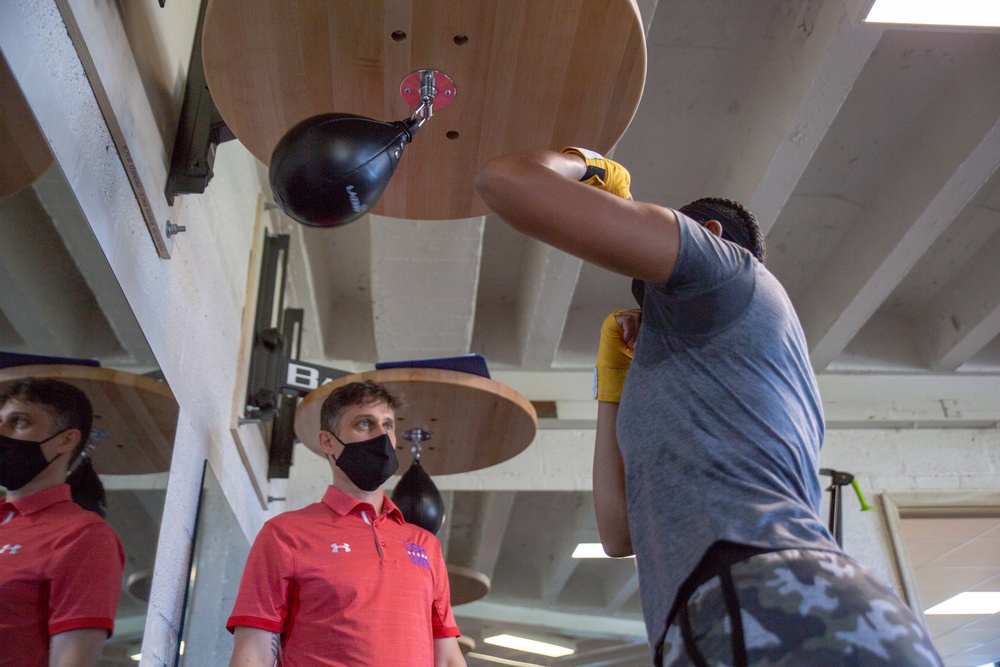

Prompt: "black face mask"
[0,431,63,491]
[330,432,399,492]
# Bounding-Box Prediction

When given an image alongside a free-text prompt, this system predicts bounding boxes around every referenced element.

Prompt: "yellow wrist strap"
[595,311,634,403]
[562,147,632,200]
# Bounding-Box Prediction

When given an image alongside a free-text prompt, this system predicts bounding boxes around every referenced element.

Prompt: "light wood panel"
[294,367,537,475]
[0,365,178,475]
[0,53,53,200]
[448,564,491,606]
[202,0,646,220]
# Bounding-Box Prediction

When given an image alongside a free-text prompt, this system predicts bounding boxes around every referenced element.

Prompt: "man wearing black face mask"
[0,378,125,667]
[228,380,466,667]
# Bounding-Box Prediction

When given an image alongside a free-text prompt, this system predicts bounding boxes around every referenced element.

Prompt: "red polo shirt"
[0,484,125,667]
[228,486,460,666]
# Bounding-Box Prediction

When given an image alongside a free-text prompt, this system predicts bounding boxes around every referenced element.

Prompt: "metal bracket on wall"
[244,233,290,423]
[267,308,304,479]
[242,233,352,481]
[164,0,235,204]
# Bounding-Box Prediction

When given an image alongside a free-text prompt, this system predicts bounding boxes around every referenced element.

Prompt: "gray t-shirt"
[617,211,838,650]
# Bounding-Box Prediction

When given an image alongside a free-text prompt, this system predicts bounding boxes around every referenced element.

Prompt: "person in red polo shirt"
[0,378,125,667]
[228,380,466,667]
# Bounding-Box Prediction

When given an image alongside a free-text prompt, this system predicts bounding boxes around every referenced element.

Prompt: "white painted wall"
[5,1,998,662]
[287,427,1000,597]
[0,2,273,664]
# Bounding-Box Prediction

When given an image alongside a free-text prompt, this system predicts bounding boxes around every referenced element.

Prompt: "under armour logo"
[0,544,21,555]
[330,543,351,553]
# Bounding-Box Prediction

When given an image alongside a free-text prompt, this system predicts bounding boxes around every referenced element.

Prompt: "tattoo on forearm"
[270,632,282,665]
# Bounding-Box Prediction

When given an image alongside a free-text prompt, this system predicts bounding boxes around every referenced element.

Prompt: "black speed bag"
[269,113,416,228]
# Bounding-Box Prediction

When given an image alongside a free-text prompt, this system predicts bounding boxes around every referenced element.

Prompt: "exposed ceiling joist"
[471,491,516,576]
[371,216,484,361]
[800,58,1000,369]
[745,17,883,232]
[602,565,639,614]
[514,242,583,368]
[921,202,1000,370]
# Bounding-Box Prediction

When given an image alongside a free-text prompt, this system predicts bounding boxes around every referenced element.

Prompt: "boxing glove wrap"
[562,147,632,200]
[595,311,634,403]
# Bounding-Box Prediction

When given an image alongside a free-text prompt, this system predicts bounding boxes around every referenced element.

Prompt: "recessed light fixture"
[863,0,1000,28]
[466,652,546,667]
[925,592,1000,615]
[483,632,575,658]
[132,641,184,660]
[572,542,635,559]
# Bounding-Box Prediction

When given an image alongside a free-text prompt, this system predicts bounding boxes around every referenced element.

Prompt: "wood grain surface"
[202,0,646,220]
[447,563,491,606]
[294,367,537,476]
[0,54,53,200]
[0,365,179,475]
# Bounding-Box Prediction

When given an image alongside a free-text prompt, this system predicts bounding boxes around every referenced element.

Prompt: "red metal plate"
[399,70,457,112]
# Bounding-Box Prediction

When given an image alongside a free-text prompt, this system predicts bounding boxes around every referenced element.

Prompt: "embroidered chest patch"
[403,541,431,570]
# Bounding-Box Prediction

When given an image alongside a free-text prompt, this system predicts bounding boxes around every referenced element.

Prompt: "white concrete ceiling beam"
[920,205,1000,370]
[0,256,70,355]
[370,216,484,362]
[603,566,640,613]
[798,65,1000,370]
[490,370,1000,430]
[0,186,115,359]
[32,166,155,367]
[741,16,883,232]
[539,500,599,604]
[514,241,583,369]
[470,491,516,577]
[302,215,377,363]
[437,489,455,557]
[287,400,1000,503]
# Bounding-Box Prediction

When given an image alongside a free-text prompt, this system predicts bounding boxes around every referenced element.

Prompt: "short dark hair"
[679,197,766,264]
[0,378,93,458]
[319,380,404,435]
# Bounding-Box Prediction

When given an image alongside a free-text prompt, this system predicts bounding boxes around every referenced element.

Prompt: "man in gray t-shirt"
[475,149,942,666]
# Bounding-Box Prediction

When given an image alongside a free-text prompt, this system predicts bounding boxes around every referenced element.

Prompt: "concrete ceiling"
[3,1,1000,665]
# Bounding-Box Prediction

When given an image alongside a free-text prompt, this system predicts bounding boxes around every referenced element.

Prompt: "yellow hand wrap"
[595,311,634,403]
[562,147,632,200]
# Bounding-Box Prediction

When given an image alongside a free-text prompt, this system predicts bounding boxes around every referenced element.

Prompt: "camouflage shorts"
[660,549,943,667]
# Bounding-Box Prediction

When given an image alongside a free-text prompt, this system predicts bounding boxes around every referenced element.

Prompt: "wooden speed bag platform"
[0,365,179,475]
[294,367,537,476]
[0,54,53,200]
[448,563,491,606]
[202,0,646,220]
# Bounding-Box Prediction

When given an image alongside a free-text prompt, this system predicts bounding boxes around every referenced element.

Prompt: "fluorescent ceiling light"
[466,653,546,667]
[925,592,1000,615]
[483,633,575,658]
[132,641,184,660]
[572,542,634,559]
[864,0,1000,28]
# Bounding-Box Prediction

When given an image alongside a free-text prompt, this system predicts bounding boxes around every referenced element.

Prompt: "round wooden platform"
[202,0,646,220]
[448,563,491,606]
[0,365,179,475]
[294,367,537,476]
[1,53,53,200]
[456,635,476,654]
